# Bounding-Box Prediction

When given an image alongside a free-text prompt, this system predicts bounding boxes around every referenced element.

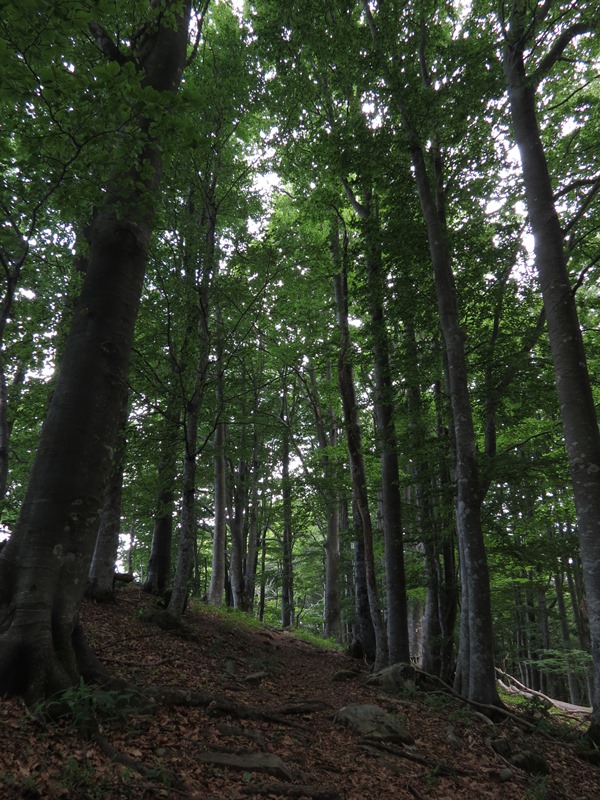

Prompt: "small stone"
[489,736,511,757]
[510,750,550,775]
[333,703,414,745]
[499,768,514,782]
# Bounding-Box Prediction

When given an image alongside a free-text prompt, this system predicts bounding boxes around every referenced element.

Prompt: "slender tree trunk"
[208,417,227,606]
[362,1,497,705]
[0,2,191,703]
[280,392,294,628]
[258,522,268,623]
[228,458,246,609]
[504,20,600,733]
[169,198,216,617]
[555,570,581,705]
[0,360,9,502]
[241,425,262,611]
[305,363,341,639]
[332,225,387,670]
[87,410,128,601]
[169,404,199,616]
[364,207,409,665]
[143,413,179,596]
[352,499,377,662]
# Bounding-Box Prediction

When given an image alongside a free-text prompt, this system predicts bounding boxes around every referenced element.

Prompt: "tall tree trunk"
[143,412,179,597]
[351,498,377,663]
[0,1,191,703]
[280,386,294,628]
[332,224,387,670]
[241,422,262,612]
[0,360,8,502]
[168,195,217,617]
[364,202,409,665]
[503,14,600,734]
[555,570,581,705]
[208,416,227,606]
[362,1,497,705]
[87,409,128,602]
[305,363,341,639]
[169,403,200,616]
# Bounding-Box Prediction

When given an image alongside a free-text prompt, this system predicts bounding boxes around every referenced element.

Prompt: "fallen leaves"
[0,585,598,799]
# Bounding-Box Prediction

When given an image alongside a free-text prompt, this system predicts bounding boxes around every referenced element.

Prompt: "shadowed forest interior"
[1,2,600,795]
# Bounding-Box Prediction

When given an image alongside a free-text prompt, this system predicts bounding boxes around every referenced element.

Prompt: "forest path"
[0,585,598,799]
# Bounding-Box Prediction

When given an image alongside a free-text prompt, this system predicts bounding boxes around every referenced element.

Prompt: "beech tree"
[500,0,600,735]
[0,0,193,703]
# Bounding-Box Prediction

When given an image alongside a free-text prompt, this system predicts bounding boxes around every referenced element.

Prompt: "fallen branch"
[496,668,591,715]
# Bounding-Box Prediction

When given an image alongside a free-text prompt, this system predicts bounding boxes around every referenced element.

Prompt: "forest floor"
[1,585,598,800]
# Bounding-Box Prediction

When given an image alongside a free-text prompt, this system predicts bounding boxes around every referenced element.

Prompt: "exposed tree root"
[361,738,471,776]
[240,782,342,799]
[90,727,187,792]
[147,686,309,728]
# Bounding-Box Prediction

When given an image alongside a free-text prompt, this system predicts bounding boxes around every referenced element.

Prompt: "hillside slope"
[0,586,597,799]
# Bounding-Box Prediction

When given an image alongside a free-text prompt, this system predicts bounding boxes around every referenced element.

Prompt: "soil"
[0,585,598,799]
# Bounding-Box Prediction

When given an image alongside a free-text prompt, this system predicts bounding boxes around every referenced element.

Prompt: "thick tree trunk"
[504,26,600,734]
[0,3,191,704]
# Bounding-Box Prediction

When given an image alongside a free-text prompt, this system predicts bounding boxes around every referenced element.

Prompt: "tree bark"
[363,201,409,665]
[503,11,600,734]
[208,416,227,606]
[332,224,387,670]
[144,412,179,597]
[87,408,128,602]
[280,385,294,628]
[305,364,341,639]
[0,2,191,704]
[362,1,498,705]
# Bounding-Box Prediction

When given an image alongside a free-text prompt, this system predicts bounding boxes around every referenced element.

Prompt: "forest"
[0,0,599,751]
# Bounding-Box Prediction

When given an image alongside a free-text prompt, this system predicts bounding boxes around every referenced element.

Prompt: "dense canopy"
[1,0,599,746]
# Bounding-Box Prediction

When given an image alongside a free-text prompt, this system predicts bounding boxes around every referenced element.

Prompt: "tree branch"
[532,22,593,84]
[88,21,134,66]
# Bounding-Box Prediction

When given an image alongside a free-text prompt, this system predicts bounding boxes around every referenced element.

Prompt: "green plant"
[37,679,153,730]
[291,628,344,651]
[526,776,550,800]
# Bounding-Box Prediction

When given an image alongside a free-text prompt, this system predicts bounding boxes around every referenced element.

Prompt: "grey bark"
[332,223,387,670]
[143,412,179,596]
[0,1,192,703]
[503,7,600,733]
[87,410,128,602]
[362,1,498,706]
[305,364,341,639]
